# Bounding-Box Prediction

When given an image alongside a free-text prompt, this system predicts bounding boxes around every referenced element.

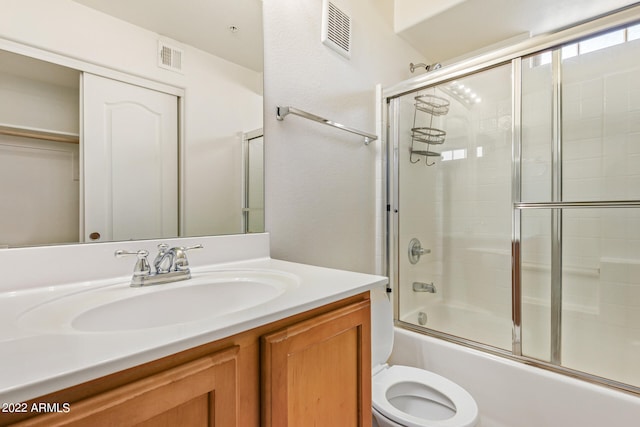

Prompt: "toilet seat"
[372,365,478,427]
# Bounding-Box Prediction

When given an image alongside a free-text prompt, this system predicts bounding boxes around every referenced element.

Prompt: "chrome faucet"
[116,243,203,287]
[153,243,174,273]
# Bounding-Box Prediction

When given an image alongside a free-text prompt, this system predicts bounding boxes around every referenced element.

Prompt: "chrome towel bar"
[276,106,378,145]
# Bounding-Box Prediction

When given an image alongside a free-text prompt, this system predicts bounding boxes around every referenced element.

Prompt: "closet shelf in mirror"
[0,123,79,144]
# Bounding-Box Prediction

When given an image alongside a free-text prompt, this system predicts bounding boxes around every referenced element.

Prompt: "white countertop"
[0,255,387,403]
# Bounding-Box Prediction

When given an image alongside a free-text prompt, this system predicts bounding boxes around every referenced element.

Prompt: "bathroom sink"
[18,270,299,333]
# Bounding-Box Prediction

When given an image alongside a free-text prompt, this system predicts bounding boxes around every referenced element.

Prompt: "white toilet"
[371,287,479,427]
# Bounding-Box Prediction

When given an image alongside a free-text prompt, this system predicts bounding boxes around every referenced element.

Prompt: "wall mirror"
[0,0,264,248]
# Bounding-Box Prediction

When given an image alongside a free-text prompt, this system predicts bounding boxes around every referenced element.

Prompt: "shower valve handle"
[413,247,430,256]
[408,238,430,264]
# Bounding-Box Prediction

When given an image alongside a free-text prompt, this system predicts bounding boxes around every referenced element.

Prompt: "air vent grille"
[158,41,183,73]
[322,1,351,58]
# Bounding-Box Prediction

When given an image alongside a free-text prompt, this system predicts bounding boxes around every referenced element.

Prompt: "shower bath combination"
[386,8,640,396]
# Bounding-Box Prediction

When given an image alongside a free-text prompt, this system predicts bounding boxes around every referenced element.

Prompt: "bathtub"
[401,298,640,387]
[389,328,640,427]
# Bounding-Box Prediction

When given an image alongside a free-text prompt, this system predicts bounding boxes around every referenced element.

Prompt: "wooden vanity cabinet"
[262,299,372,427]
[6,292,371,427]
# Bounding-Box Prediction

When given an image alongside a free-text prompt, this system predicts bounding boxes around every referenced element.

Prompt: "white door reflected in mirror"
[83,73,179,242]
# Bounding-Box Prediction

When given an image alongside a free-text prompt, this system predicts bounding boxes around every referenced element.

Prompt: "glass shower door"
[243,130,264,233]
[393,63,514,351]
[520,28,640,387]
[389,15,640,394]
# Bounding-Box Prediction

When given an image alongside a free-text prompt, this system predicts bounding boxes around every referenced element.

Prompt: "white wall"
[263,0,425,273]
[0,0,263,238]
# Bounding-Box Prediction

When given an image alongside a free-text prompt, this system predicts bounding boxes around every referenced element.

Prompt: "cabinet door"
[16,346,239,427]
[261,300,371,427]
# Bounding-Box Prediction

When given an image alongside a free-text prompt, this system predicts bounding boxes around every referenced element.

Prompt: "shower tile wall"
[397,25,640,390]
[521,55,554,360]
[521,37,640,386]
[563,43,640,202]
[398,64,513,350]
[397,94,440,324]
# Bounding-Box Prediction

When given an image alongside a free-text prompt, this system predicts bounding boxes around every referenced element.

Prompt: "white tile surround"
[396,63,513,347]
[395,32,640,388]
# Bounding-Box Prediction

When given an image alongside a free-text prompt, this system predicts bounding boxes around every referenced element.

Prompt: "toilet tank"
[371,285,394,372]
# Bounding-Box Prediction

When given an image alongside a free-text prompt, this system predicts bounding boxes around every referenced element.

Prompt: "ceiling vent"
[321,0,352,59]
[158,41,183,73]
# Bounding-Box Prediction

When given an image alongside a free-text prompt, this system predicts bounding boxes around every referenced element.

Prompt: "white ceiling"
[397,0,640,64]
[72,0,263,72]
[70,0,640,74]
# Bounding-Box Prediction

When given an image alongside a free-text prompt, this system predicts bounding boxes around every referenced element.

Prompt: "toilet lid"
[372,365,478,427]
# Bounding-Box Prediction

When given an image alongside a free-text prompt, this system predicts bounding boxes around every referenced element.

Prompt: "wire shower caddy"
[410,93,450,165]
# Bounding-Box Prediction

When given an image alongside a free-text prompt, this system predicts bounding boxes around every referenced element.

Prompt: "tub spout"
[413,282,436,293]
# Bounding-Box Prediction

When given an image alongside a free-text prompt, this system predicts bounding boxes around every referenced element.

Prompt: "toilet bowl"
[370,288,479,427]
[372,365,478,427]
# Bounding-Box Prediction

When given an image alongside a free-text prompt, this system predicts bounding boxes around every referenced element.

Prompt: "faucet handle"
[114,249,151,277]
[172,244,204,271]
